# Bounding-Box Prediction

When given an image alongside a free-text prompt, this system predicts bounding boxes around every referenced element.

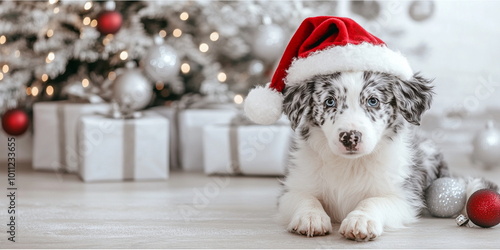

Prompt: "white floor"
[1,160,500,249]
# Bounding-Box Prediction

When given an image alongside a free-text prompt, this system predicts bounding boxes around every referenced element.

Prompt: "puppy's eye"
[325,98,336,108]
[367,97,379,107]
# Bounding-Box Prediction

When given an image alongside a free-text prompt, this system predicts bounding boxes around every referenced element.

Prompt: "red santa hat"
[244,16,413,125]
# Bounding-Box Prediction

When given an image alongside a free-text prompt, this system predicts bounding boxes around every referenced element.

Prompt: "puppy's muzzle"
[339,130,362,151]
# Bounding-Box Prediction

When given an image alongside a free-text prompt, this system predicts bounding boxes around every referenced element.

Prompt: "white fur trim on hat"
[244,84,283,125]
[285,43,413,85]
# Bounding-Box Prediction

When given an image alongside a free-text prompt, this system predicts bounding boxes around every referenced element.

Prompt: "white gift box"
[203,122,292,176]
[78,112,169,182]
[178,108,239,171]
[32,101,111,173]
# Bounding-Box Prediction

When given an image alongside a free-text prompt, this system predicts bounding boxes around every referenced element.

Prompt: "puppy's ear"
[392,73,434,126]
[282,82,314,131]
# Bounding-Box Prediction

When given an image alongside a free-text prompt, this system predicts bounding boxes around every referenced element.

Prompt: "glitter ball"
[425,177,467,218]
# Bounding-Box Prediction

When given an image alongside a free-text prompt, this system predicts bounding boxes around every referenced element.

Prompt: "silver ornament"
[471,120,500,169]
[426,177,467,218]
[112,69,152,115]
[248,59,265,76]
[409,0,435,22]
[252,24,286,63]
[142,42,180,82]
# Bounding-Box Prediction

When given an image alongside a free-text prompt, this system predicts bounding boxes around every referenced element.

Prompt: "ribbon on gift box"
[228,114,254,175]
[123,119,137,179]
[106,102,142,179]
[57,104,67,171]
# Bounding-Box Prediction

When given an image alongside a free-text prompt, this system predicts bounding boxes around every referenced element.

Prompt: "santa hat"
[244,16,413,125]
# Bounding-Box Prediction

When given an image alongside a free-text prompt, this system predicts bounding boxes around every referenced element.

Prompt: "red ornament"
[96,10,122,35]
[1,109,30,136]
[466,189,500,228]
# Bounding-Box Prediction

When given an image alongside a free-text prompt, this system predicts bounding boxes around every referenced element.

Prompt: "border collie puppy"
[244,16,498,241]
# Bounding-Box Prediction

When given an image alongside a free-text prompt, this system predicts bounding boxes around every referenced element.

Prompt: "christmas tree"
[0,0,341,116]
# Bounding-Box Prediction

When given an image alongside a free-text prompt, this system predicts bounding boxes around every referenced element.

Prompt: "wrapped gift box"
[78,112,169,182]
[32,101,111,173]
[150,106,180,170]
[178,108,240,171]
[203,121,292,176]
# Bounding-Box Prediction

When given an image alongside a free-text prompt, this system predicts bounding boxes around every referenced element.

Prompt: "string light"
[46,52,55,63]
[84,1,93,10]
[155,82,164,90]
[83,17,91,25]
[172,29,182,38]
[199,43,209,53]
[2,65,9,73]
[48,0,58,4]
[32,87,39,97]
[108,71,116,80]
[46,85,54,96]
[26,87,32,96]
[119,51,128,60]
[180,12,189,21]
[46,29,54,38]
[181,63,190,74]
[0,73,3,81]
[53,7,60,14]
[102,34,113,45]
[41,74,49,82]
[210,32,219,42]
[0,35,6,44]
[82,78,89,88]
[234,94,244,104]
[217,72,227,82]
[159,30,167,38]
[90,19,97,27]
[102,38,110,45]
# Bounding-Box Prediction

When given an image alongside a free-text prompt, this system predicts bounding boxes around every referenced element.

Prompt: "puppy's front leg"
[279,191,332,237]
[339,196,415,241]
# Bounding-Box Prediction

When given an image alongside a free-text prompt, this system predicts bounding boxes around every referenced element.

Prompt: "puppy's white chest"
[317,166,380,222]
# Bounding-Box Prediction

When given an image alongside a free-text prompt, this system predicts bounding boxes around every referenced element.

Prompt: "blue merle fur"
[281,71,498,213]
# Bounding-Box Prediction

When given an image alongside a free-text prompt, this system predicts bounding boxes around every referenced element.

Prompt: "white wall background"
[2,0,500,162]
[353,0,500,115]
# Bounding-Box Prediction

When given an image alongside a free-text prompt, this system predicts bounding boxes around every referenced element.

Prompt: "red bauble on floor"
[1,109,30,136]
[466,189,500,228]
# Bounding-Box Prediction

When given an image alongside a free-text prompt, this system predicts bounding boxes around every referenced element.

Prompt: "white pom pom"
[244,85,283,125]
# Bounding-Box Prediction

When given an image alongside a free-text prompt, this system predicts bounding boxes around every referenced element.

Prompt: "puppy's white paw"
[339,211,383,241]
[287,209,332,237]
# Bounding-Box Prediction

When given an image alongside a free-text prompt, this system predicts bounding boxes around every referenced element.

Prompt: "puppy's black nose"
[339,130,362,150]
